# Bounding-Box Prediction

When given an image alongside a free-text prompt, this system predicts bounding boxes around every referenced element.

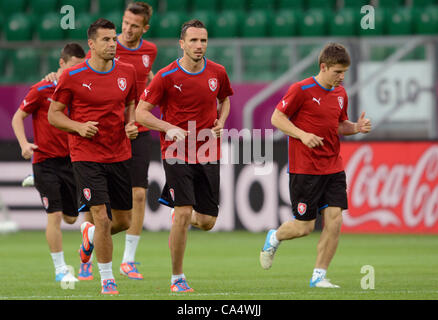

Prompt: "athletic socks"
[122,234,140,263]
[51,251,68,274]
[98,262,114,285]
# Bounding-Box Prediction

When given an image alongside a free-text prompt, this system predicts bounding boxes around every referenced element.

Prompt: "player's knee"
[174,207,193,226]
[132,188,146,204]
[62,215,77,225]
[198,218,216,231]
[299,222,315,237]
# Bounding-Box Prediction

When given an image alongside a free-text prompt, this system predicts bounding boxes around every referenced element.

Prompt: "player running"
[135,19,233,292]
[48,19,138,295]
[11,43,86,283]
[260,43,372,288]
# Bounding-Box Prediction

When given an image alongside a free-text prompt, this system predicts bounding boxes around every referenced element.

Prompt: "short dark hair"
[87,18,116,40]
[126,1,153,25]
[318,42,351,68]
[180,19,207,39]
[60,43,86,62]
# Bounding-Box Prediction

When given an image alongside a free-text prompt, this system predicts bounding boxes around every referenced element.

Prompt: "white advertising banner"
[358,61,433,123]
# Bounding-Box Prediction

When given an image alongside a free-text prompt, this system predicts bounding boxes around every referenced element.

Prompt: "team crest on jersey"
[83,188,91,201]
[142,55,150,68]
[338,96,344,110]
[42,197,49,210]
[297,202,307,215]
[208,78,218,92]
[169,188,175,202]
[118,78,127,91]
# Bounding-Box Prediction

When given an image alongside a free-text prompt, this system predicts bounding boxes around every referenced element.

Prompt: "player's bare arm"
[271,108,324,148]
[42,72,58,83]
[124,99,138,140]
[148,71,154,82]
[11,109,38,159]
[211,97,230,138]
[136,100,188,141]
[48,100,99,138]
[338,111,372,136]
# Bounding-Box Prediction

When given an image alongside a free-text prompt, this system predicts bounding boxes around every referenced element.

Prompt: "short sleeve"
[217,68,233,101]
[275,83,305,118]
[52,70,73,106]
[19,86,41,114]
[126,67,137,103]
[140,71,165,106]
[339,92,349,122]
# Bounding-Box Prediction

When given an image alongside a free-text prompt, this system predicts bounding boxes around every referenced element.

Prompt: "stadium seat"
[220,0,246,11]
[98,0,125,13]
[66,13,96,40]
[329,8,358,36]
[412,0,438,7]
[59,0,90,13]
[29,0,58,14]
[207,45,235,79]
[154,46,180,70]
[165,0,190,12]
[0,0,27,16]
[211,10,243,38]
[12,48,41,83]
[241,10,273,38]
[38,13,65,41]
[154,12,187,38]
[297,44,320,78]
[272,45,292,76]
[377,0,405,7]
[386,8,413,35]
[47,48,62,72]
[5,14,34,41]
[277,0,304,9]
[247,0,276,10]
[342,0,371,8]
[413,7,438,34]
[307,0,336,10]
[298,9,329,37]
[189,10,216,29]
[101,10,123,33]
[243,45,275,82]
[358,7,387,36]
[270,10,300,37]
[192,0,218,11]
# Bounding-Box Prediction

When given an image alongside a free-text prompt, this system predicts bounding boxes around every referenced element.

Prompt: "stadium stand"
[0,0,437,83]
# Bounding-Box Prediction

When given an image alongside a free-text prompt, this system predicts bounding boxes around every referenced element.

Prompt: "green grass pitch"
[0,230,437,300]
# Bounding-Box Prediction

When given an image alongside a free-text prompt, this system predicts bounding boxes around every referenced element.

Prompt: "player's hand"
[43,72,58,83]
[165,126,189,142]
[356,111,372,134]
[300,132,324,148]
[21,143,38,160]
[211,119,225,138]
[125,121,138,140]
[78,121,99,138]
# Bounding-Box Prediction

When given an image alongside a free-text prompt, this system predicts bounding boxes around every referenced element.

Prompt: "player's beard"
[189,51,205,63]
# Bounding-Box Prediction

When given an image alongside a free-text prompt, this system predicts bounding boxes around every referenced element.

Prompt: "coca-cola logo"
[344,145,438,229]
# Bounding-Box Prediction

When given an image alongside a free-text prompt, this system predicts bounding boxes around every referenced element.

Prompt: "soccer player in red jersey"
[48,19,138,295]
[136,20,234,292]
[11,43,86,283]
[260,43,372,288]
[45,2,157,280]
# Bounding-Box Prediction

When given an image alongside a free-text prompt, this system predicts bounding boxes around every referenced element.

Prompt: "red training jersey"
[19,80,70,164]
[85,37,157,132]
[140,57,234,163]
[52,60,137,163]
[276,76,349,175]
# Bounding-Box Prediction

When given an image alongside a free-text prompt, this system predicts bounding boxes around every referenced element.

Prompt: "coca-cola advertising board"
[341,142,438,233]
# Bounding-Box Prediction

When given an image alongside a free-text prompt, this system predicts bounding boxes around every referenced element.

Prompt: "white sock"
[51,251,68,274]
[270,230,280,247]
[88,225,95,245]
[312,268,327,281]
[122,234,140,263]
[171,273,185,284]
[98,262,114,285]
